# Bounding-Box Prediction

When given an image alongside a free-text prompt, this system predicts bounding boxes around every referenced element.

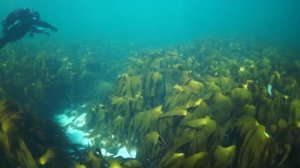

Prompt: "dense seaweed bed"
[0,39,300,168]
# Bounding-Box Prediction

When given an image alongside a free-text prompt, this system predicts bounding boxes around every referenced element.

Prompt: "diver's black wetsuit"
[0,8,58,49]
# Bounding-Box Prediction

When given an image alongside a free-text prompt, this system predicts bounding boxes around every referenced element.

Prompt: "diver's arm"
[32,20,58,32]
[29,26,49,36]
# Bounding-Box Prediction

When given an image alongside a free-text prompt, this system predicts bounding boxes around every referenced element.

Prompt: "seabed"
[0,38,300,168]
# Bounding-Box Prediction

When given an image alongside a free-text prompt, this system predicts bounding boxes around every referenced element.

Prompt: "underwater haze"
[2,0,300,168]
[1,0,300,47]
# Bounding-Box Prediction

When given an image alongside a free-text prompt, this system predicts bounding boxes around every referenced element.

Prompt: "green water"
[1,0,300,47]
[1,1,300,167]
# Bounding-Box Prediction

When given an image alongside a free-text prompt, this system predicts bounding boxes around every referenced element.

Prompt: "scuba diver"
[0,7,58,49]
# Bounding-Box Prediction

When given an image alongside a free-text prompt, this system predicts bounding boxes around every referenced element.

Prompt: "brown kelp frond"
[143,71,166,107]
[2,39,300,167]
[130,105,163,141]
[0,99,75,168]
